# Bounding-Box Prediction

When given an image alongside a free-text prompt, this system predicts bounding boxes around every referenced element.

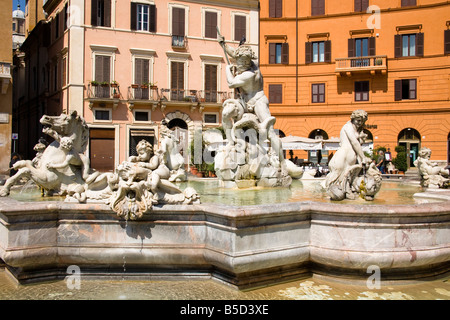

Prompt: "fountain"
[0,40,449,290]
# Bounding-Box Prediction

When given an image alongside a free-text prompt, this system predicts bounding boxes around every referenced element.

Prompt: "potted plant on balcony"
[90,80,99,86]
[374,58,383,66]
[110,81,119,88]
[100,81,110,87]
[131,84,139,89]
[141,82,149,89]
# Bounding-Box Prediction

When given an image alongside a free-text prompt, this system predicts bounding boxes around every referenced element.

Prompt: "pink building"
[40,0,259,172]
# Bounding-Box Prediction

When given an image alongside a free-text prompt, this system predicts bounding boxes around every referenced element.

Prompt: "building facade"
[16,0,259,172]
[260,0,450,168]
[0,1,13,174]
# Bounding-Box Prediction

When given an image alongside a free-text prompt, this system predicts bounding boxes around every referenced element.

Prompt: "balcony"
[335,55,387,76]
[160,89,232,104]
[87,83,121,109]
[127,85,160,110]
[172,35,186,49]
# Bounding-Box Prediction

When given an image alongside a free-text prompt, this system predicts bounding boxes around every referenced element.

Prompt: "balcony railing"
[172,35,186,48]
[128,85,160,101]
[159,89,234,104]
[335,55,387,74]
[87,83,121,99]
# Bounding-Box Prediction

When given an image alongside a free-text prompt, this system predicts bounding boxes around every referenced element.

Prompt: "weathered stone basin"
[1,187,449,289]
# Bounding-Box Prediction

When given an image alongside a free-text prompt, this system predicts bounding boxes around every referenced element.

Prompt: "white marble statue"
[0,112,200,220]
[323,110,382,201]
[414,147,449,189]
[215,34,294,187]
[159,124,187,182]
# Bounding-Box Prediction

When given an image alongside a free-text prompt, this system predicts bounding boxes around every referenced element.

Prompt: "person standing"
[376,150,386,174]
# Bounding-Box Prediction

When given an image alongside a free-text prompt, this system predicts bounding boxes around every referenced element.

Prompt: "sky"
[13,0,25,11]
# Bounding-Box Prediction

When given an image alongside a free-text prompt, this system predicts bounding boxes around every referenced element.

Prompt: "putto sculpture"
[214,32,296,188]
[0,111,199,220]
[323,110,382,201]
[414,147,450,189]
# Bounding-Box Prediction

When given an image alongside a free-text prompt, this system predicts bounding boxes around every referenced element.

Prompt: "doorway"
[398,128,421,169]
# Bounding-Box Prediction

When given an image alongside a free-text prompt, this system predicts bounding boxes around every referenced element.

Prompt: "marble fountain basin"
[0,180,449,289]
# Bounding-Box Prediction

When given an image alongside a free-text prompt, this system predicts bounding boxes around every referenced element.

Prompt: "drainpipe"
[296,0,298,103]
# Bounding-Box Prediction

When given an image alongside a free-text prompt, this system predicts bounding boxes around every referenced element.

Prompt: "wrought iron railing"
[87,83,121,99]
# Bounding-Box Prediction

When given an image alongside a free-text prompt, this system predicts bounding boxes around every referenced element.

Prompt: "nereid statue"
[414,147,450,189]
[323,110,382,201]
[0,111,199,220]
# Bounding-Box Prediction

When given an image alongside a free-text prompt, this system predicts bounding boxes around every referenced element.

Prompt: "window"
[311,0,325,16]
[94,55,111,83]
[62,56,67,87]
[354,0,369,12]
[312,83,325,103]
[204,11,217,39]
[137,4,149,31]
[130,3,156,32]
[401,0,416,7]
[204,64,217,102]
[129,129,154,158]
[305,41,331,63]
[134,110,150,122]
[171,61,185,101]
[203,113,218,124]
[269,43,289,64]
[348,37,376,67]
[234,15,246,42]
[94,55,111,98]
[171,7,186,47]
[445,30,450,55]
[94,109,111,121]
[269,0,282,18]
[269,84,282,104]
[395,33,424,57]
[64,3,68,30]
[395,79,417,101]
[91,0,111,27]
[134,58,150,99]
[355,81,369,101]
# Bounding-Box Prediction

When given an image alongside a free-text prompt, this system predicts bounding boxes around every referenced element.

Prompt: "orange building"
[260,0,450,169]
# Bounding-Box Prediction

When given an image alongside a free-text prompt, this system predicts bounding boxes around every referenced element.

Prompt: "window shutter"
[394,34,402,58]
[269,43,276,64]
[305,42,312,64]
[324,40,331,62]
[91,0,98,26]
[130,2,137,30]
[95,55,102,81]
[368,37,376,56]
[409,79,417,99]
[173,8,186,36]
[445,30,450,55]
[362,0,369,11]
[348,38,355,57]
[149,4,157,32]
[143,59,149,84]
[205,11,217,39]
[354,0,361,12]
[269,0,276,18]
[275,0,282,17]
[312,0,324,16]
[234,15,246,42]
[415,33,424,57]
[104,0,111,27]
[103,56,111,83]
[281,43,289,64]
[444,30,450,54]
[178,62,184,91]
[135,58,142,84]
[394,80,402,101]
